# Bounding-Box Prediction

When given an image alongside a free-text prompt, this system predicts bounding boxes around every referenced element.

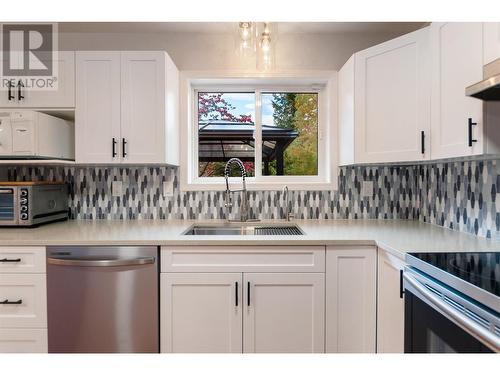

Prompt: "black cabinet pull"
[17,80,24,101]
[1,299,22,305]
[247,281,251,306]
[122,138,127,157]
[7,80,14,101]
[421,131,425,155]
[399,269,404,299]
[235,282,238,307]
[0,258,21,262]
[112,138,117,158]
[468,118,477,147]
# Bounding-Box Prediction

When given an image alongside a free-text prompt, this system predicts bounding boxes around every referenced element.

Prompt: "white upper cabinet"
[76,52,121,164]
[354,27,431,164]
[338,55,355,166]
[483,22,500,65]
[75,51,179,165]
[430,22,484,159]
[121,52,179,164]
[0,51,75,108]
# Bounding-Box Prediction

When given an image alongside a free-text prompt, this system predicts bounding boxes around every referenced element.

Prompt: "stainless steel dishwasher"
[46,246,159,353]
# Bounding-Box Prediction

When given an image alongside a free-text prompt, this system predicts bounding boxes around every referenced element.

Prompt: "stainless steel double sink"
[183,223,304,236]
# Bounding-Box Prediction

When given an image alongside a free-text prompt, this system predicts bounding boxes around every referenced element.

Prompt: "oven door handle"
[403,272,500,352]
[47,257,155,267]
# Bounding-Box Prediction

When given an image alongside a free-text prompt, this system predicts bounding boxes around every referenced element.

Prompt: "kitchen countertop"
[0,219,498,260]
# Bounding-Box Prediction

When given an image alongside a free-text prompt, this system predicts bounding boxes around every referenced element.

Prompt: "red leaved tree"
[198,93,253,123]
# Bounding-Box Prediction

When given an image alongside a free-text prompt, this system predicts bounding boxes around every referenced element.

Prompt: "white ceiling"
[59,22,427,35]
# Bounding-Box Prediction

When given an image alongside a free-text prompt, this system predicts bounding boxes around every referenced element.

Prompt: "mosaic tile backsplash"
[4,157,500,240]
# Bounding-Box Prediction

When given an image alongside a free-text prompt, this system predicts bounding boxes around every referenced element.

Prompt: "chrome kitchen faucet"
[224,158,258,222]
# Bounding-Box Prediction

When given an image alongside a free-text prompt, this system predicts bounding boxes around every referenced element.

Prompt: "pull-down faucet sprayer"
[224,158,257,222]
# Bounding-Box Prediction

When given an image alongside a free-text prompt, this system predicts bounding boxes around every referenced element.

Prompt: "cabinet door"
[121,52,166,163]
[430,23,484,158]
[483,22,500,65]
[0,247,46,273]
[0,116,13,155]
[75,52,121,163]
[326,246,376,353]
[243,273,325,353]
[377,249,406,353]
[18,51,75,108]
[0,328,47,353]
[354,27,430,163]
[338,55,355,166]
[161,273,242,353]
[0,57,17,107]
[0,273,47,328]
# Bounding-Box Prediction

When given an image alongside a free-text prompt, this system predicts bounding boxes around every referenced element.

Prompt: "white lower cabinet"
[160,273,242,353]
[376,249,406,353]
[0,247,46,274]
[326,246,377,353]
[0,246,47,353]
[243,273,325,353]
[0,328,47,353]
[160,246,326,353]
[0,274,47,328]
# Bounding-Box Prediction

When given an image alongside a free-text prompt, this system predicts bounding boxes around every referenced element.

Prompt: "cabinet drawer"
[161,246,325,273]
[0,247,46,273]
[0,328,47,353]
[0,274,47,328]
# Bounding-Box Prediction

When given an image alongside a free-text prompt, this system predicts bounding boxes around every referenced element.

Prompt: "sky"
[201,92,275,126]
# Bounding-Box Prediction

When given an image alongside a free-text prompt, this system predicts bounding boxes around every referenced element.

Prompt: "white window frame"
[180,71,338,191]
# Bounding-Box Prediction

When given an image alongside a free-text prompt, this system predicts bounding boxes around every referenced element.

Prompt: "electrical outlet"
[112,181,122,197]
[163,180,174,197]
[361,181,373,197]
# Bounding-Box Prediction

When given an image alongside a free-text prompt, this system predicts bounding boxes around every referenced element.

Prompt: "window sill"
[180,181,337,192]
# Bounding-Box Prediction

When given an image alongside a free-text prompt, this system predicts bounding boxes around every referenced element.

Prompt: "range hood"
[466,58,500,100]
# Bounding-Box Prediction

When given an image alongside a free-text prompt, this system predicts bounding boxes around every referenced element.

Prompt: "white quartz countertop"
[0,219,498,260]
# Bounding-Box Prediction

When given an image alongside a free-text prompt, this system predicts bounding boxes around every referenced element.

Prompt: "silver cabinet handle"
[403,272,500,352]
[47,257,155,267]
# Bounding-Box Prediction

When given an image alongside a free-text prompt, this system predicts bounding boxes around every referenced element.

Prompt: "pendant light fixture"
[236,22,276,71]
[257,22,275,71]
[236,22,256,58]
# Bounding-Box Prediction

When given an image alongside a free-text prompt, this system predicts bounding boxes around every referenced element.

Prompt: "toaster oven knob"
[20,206,28,212]
[20,189,28,197]
[20,198,28,204]
[20,213,28,220]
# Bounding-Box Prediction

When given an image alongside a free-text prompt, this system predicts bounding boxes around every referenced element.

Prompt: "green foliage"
[267,93,318,176]
[271,93,297,129]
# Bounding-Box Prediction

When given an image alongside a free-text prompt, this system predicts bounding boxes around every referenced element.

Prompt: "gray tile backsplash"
[416,159,500,240]
[4,157,500,240]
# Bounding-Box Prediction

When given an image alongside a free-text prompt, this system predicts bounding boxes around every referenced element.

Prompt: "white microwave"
[0,111,74,160]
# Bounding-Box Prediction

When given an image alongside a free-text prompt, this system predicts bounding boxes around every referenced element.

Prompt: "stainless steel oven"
[404,252,499,353]
[0,182,68,226]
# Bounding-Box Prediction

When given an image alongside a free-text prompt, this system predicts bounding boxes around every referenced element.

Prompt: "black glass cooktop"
[409,252,500,297]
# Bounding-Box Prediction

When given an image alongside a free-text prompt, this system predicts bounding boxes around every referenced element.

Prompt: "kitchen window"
[181,75,336,191]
